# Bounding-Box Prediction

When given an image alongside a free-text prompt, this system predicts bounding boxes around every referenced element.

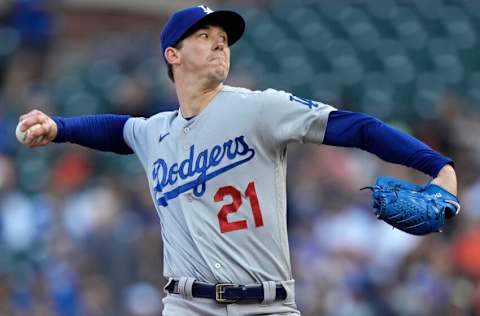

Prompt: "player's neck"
[175,79,223,118]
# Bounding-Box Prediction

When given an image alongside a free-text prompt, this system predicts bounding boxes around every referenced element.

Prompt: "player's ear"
[165,47,180,65]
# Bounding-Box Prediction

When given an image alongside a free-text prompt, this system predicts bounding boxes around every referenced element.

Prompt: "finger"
[28,137,49,148]
[19,117,40,131]
[29,120,51,137]
[19,113,50,132]
[26,127,50,144]
[35,138,50,147]
[19,110,36,123]
[28,126,46,140]
[39,119,55,141]
[19,109,42,122]
[24,133,43,147]
[18,118,32,132]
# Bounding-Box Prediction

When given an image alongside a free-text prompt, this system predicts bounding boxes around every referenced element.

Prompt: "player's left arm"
[323,110,457,195]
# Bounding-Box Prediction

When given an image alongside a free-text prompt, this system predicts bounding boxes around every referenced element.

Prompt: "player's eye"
[199,33,208,39]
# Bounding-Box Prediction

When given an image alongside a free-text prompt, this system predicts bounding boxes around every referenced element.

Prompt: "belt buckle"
[215,283,240,303]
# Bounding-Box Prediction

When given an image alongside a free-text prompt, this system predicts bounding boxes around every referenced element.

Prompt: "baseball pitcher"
[16,5,459,316]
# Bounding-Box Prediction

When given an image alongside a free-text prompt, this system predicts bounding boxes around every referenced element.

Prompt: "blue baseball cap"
[160,5,245,63]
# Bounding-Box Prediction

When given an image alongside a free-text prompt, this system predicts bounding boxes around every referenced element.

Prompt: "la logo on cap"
[198,5,213,14]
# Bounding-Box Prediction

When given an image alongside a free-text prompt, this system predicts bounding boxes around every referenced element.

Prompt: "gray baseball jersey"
[123,85,335,284]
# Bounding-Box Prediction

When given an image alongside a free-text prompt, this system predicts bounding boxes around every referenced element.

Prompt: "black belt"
[166,280,287,304]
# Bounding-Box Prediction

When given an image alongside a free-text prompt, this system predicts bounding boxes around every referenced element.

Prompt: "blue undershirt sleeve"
[323,110,452,177]
[51,115,134,155]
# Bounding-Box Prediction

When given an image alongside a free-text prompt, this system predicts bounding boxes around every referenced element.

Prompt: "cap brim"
[190,10,245,47]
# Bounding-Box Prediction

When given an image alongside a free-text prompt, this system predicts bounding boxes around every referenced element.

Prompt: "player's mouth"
[209,55,227,62]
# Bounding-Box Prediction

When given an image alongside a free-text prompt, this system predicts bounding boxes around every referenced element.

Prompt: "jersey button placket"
[183,125,192,151]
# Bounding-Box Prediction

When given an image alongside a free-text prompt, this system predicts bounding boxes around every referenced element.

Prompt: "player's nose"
[213,36,226,51]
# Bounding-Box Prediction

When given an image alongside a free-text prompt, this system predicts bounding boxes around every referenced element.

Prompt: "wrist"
[48,116,58,141]
[431,164,457,196]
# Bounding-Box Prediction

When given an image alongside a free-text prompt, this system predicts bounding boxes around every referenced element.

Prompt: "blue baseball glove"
[363,176,460,235]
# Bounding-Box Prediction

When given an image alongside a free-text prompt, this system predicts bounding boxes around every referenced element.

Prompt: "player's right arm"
[17,109,133,154]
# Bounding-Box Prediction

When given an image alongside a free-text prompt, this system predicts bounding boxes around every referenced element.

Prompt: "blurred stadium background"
[1,0,480,315]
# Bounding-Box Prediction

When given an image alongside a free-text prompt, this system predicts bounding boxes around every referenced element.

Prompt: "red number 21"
[214,182,264,233]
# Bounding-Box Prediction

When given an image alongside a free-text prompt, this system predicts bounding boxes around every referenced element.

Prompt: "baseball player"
[17,5,458,316]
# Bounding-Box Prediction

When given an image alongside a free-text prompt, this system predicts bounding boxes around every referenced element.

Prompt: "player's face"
[178,25,230,82]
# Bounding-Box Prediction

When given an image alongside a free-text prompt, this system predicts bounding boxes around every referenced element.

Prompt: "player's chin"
[211,59,228,70]
[211,67,229,81]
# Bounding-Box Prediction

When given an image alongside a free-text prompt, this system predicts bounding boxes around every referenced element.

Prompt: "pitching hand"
[17,109,58,148]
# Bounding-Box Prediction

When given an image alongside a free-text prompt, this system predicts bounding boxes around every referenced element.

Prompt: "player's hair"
[166,22,223,82]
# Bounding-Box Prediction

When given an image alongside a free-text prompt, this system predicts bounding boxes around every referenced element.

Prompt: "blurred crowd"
[1,0,480,315]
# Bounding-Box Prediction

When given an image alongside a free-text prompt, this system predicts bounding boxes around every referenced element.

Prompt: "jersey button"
[183,144,189,151]
[187,194,193,202]
[184,127,190,133]
[214,262,222,269]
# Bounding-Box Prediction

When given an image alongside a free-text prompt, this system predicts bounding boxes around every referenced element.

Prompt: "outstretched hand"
[17,109,58,148]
